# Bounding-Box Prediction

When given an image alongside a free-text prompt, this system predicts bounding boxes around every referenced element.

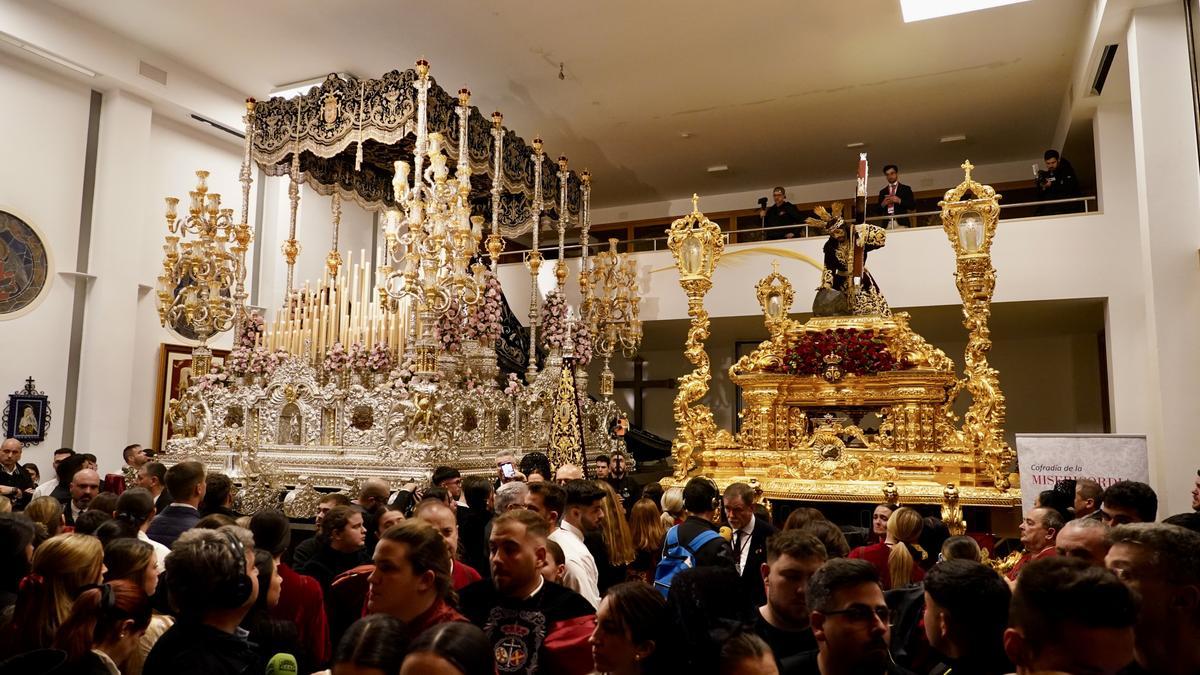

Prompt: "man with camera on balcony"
[759,186,805,240]
[1035,149,1082,215]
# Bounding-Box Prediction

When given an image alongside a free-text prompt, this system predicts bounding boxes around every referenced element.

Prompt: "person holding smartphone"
[1035,149,1081,215]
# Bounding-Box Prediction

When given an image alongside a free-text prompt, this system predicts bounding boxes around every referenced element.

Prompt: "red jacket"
[452,560,482,590]
[848,542,926,589]
[271,562,331,668]
[1006,546,1057,581]
[403,598,468,642]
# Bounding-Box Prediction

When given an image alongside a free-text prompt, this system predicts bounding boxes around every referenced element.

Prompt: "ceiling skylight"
[899,0,1031,23]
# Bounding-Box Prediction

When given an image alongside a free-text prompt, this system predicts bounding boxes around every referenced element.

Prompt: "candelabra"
[157,170,245,376]
[589,238,642,396]
[667,194,724,480]
[381,60,484,377]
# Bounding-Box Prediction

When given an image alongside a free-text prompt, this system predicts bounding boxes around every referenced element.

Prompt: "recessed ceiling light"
[846,142,865,148]
[679,132,693,139]
[899,0,1030,23]
[940,134,967,143]
[706,164,729,173]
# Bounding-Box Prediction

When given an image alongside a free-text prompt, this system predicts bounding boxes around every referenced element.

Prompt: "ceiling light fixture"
[0,31,96,77]
[899,0,1030,23]
[940,134,967,143]
[706,164,729,173]
[846,142,865,148]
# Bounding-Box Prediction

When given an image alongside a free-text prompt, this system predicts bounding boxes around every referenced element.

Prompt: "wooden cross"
[613,355,676,429]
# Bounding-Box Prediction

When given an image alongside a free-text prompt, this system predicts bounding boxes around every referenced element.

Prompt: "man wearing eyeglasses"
[760,186,805,240]
[780,558,913,675]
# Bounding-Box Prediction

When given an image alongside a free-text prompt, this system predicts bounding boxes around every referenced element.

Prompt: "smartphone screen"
[501,462,515,478]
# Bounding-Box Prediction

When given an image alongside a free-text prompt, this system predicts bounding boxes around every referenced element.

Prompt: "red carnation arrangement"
[774,328,904,377]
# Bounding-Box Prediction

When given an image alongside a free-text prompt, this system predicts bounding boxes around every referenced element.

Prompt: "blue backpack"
[653,524,722,597]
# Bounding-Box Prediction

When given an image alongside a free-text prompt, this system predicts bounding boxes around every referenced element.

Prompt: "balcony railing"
[496,195,1096,263]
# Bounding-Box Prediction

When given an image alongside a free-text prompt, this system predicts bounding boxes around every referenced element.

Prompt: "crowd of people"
[1,437,1199,675]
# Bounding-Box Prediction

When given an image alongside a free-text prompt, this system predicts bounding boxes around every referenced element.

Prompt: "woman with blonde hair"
[1,532,104,651]
[848,505,926,589]
[596,480,636,593]
[626,497,666,584]
[660,487,684,528]
[25,495,64,542]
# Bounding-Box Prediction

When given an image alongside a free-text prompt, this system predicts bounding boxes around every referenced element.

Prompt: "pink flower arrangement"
[573,321,593,366]
[503,372,522,396]
[540,290,567,350]
[436,303,464,354]
[248,346,273,376]
[226,347,253,376]
[193,366,229,393]
[367,342,393,373]
[239,313,265,349]
[348,341,369,371]
[466,272,504,344]
[324,341,350,373]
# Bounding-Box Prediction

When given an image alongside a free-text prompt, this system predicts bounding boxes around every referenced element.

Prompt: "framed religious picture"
[3,377,51,445]
[153,344,229,450]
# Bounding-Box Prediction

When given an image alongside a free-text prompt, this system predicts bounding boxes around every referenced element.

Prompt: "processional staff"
[846,153,870,306]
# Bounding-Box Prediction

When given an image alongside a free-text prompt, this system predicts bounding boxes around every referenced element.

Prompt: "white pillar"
[1126,2,1200,516]
[73,91,153,473]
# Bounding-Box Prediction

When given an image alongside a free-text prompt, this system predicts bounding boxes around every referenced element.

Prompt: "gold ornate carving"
[941,482,967,535]
[665,164,1019,509]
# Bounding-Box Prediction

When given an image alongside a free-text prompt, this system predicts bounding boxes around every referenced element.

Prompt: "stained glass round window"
[0,210,51,319]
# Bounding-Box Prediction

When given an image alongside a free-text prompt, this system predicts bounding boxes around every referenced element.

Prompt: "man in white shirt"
[526,481,600,608]
[30,447,75,499]
[552,479,604,609]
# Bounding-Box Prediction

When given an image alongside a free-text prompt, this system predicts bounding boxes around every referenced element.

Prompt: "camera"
[757,197,768,209]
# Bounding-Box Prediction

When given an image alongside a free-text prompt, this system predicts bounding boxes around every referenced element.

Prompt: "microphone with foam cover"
[265,653,298,675]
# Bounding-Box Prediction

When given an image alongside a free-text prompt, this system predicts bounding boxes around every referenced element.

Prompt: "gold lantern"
[666,195,727,479]
[939,160,1013,490]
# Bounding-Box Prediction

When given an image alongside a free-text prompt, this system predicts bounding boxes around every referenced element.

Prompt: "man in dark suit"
[724,482,777,608]
[137,461,172,514]
[0,437,34,509]
[146,460,206,548]
[878,164,916,228]
[61,467,101,526]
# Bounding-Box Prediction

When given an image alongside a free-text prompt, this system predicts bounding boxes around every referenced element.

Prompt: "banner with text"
[1015,434,1149,515]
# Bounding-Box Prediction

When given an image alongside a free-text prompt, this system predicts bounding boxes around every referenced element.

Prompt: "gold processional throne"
[664,162,1020,532]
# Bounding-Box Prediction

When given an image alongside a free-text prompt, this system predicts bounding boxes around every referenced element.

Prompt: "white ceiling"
[49,0,1089,208]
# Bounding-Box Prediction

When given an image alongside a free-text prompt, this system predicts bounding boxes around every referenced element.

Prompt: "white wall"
[257,178,377,312]
[0,51,91,459]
